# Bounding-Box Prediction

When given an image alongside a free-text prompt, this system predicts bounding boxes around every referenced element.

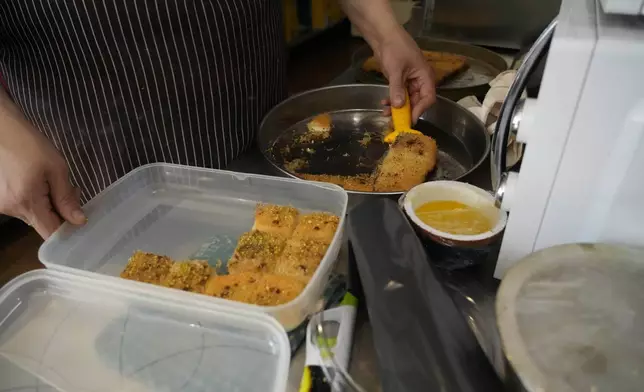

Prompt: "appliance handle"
[491,18,558,206]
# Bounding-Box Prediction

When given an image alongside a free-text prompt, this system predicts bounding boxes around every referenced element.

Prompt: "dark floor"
[0,22,364,287]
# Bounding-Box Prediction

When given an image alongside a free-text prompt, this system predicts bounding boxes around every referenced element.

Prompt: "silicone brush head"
[384,92,422,144]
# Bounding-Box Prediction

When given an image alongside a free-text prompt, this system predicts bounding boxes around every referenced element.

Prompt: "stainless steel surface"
[410,0,561,49]
[511,99,525,137]
[352,38,508,102]
[225,154,383,391]
[227,149,496,392]
[491,19,557,192]
[230,76,501,391]
[494,172,509,208]
[258,84,490,200]
[421,0,435,34]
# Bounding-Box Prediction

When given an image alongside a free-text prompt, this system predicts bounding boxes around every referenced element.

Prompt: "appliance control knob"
[495,171,519,211]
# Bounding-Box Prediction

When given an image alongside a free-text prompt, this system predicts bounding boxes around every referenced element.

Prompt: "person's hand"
[0,113,86,238]
[375,27,436,122]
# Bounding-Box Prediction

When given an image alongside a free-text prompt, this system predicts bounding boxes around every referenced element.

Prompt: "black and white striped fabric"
[0,0,287,203]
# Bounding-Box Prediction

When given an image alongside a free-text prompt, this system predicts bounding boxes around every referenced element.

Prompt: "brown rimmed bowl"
[401,181,507,248]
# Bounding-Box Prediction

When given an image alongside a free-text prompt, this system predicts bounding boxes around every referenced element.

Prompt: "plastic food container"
[39,163,348,330]
[0,269,290,391]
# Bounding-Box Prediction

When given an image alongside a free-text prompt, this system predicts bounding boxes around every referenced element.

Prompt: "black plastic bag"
[347,198,504,392]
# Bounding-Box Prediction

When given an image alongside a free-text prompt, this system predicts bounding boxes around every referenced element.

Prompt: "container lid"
[0,270,290,392]
[497,243,644,392]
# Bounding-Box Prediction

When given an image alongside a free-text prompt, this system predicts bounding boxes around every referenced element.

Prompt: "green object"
[315,336,338,348]
[316,336,337,359]
[339,292,358,307]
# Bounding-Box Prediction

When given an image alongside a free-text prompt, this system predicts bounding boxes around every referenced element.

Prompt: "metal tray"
[257,84,489,198]
[352,37,508,101]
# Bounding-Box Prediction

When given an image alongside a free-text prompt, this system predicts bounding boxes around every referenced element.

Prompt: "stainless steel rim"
[490,19,557,191]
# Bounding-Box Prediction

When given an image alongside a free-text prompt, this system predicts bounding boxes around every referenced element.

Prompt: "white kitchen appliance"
[492,0,644,278]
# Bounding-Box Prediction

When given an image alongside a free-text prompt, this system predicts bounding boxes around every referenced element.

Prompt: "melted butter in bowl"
[415,200,493,236]
[403,181,507,247]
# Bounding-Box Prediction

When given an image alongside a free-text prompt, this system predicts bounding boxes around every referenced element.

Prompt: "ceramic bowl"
[401,181,508,247]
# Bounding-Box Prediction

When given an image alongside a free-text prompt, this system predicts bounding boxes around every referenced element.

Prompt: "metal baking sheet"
[258,85,490,197]
[267,109,472,183]
[352,37,508,101]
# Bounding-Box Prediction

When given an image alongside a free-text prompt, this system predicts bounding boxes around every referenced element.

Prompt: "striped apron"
[0,0,287,203]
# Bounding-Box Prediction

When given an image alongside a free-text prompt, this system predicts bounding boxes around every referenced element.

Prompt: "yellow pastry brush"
[384,91,423,144]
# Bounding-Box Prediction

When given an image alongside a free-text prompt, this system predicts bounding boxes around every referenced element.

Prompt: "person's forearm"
[340,0,402,52]
[0,83,23,120]
[0,83,14,112]
[0,83,38,144]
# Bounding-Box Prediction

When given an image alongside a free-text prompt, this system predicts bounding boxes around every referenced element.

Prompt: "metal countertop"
[226,150,383,392]
[225,66,500,391]
[227,149,495,392]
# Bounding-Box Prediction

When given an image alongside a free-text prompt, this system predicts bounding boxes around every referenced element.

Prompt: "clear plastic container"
[0,269,290,392]
[39,163,348,330]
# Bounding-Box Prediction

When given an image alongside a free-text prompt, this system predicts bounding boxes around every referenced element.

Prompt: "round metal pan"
[257,84,489,197]
[352,37,508,101]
